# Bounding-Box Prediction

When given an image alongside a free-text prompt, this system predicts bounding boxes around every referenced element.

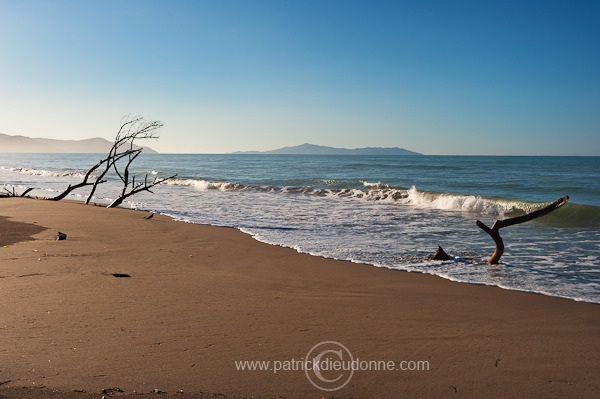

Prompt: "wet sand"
[1,197,599,398]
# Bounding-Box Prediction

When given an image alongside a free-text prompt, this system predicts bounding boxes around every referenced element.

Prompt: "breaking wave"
[4,166,596,225]
[3,167,89,178]
[163,177,598,223]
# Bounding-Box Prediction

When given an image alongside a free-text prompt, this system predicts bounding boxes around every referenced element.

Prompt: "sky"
[0,0,599,155]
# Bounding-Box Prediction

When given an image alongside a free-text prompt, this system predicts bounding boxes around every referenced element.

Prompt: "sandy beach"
[0,197,599,398]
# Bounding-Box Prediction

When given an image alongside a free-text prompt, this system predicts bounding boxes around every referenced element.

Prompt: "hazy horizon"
[2,132,600,156]
[1,1,599,156]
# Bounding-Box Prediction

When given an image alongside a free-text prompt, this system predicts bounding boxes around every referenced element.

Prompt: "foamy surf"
[1,153,598,303]
[401,186,541,216]
[164,178,244,191]
[162,177,556,217]
[6,162,591,221]
[4,166,90,179]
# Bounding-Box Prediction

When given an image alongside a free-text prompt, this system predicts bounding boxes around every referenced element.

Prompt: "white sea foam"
[361,180,390,188]
[401,186,537,215]
[4,154,597,303]
[6,167,88,178]
[160,178,543,216]
[163,178,243,191]
[3,166,545,218]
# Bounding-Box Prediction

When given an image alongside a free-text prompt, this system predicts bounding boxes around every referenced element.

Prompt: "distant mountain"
[233,143,422,155]
[0,133,157,154]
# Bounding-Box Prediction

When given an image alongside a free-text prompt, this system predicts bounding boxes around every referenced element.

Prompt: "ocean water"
[1,153,599,303]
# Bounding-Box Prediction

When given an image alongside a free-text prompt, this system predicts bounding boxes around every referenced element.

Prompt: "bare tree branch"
[84,150,134,204]
[1,186,35,198]
[107,174,176,208]
[20,187,35,197]
[477,196,569,264]
[1,187,17,197]
[84,115,162,204]
[48,157,110,201]
[42,114,172,207]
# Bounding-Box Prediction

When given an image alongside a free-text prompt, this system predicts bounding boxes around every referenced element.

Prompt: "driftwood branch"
[476,196,569,264]
[48,158,110,201]
[1,188,15,198]
[107,174,177,208]
[38,115,172,208]
[2,187,17,197]
[432,245,452,260]
[21,187,35,197]
[48,115,161,203]
[1,187,35,198]
[84,150,135,204]
[85,116,162,204]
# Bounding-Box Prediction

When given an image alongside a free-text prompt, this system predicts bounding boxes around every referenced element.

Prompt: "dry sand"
[0,197,599,398]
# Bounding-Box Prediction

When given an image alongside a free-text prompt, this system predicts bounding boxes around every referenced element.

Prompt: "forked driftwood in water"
[476,196,569,264]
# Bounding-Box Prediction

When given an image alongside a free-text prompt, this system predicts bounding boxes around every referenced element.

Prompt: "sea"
[1,153,599,304]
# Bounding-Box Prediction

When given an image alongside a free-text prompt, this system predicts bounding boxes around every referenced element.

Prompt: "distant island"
[0,133,157,154]
[232,143,422,155]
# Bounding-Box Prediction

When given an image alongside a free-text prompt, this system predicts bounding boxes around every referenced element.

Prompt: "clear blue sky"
[1,0,598,155]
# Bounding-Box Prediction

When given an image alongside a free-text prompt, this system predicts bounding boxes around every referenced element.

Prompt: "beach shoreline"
[2,154,599,304]
[1,197,599,398]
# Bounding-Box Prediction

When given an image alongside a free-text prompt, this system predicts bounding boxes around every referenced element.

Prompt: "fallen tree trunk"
[476,196,569,264]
